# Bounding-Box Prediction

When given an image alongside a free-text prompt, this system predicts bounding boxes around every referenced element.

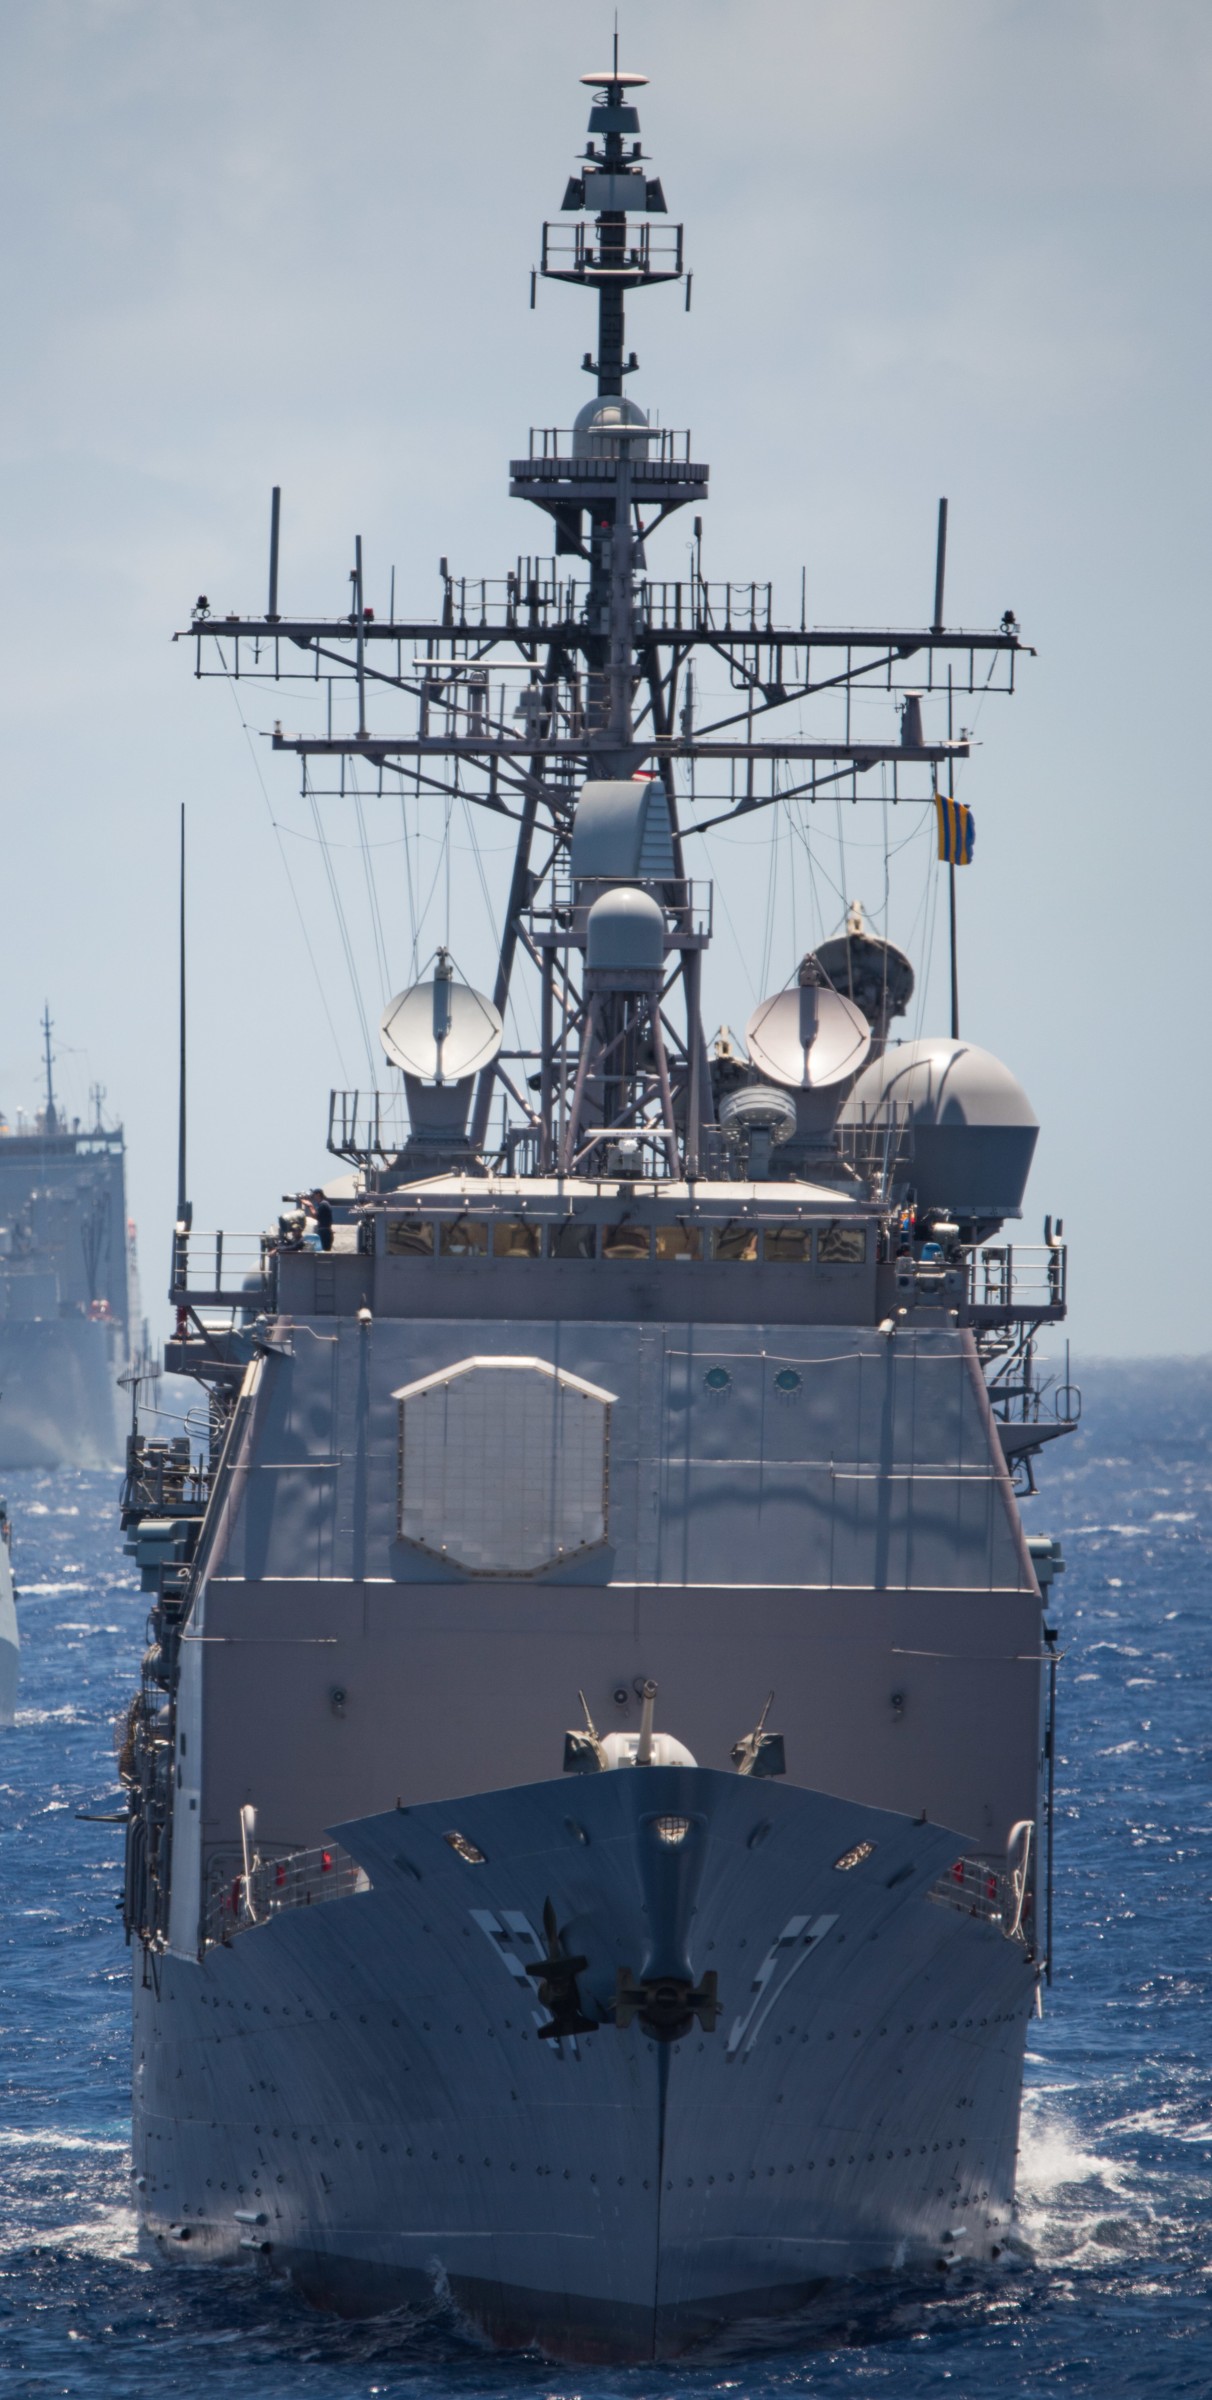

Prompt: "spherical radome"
[842,1037,1039,1218]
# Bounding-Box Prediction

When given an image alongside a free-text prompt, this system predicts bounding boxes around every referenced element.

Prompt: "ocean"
[2,1358,1210,2398]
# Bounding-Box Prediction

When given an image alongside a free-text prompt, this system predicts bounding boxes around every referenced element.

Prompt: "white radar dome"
[572,396,652,460]
[586,885,666,977]
[842,1037,1038,1219]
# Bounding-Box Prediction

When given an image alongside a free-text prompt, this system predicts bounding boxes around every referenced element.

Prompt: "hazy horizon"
[1,1,1208,1356]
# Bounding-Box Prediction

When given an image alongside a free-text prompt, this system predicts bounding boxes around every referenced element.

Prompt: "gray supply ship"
[0,1012,130,1468]
[119,60,1075,2360]
[0,1498,17,1724]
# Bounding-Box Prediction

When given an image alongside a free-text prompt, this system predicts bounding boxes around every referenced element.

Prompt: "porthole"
[703,1366,732,1393]
[773,1368,802,1396]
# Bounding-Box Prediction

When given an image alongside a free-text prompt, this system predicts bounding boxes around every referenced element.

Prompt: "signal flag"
[935,790,975,865]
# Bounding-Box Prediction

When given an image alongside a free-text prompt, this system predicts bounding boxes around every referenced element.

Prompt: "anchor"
[523,1896,599,2040]
[612,1963,720,2042]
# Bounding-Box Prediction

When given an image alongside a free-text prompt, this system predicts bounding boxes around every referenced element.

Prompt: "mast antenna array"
[175,67,1031,1178]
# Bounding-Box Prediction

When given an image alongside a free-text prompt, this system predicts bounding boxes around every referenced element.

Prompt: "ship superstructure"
[0,1012,130,1467]
[120,61,1073,2358]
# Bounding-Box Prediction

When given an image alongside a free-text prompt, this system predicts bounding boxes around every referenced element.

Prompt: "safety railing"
[437,564,583,629]
[535,878,713,943]
[967,1244,1066,1319]
[540,219,685,282]
[327,1090,411,1165]
[929,1855,1007,1925]
[639,579,775,635]
[521,422,695,466]
[204,1840,369,1948]
[883,1242,1066,1323]
[929,1823,1034,1944]
[432,574,774,639]
[169,1229,273,1312]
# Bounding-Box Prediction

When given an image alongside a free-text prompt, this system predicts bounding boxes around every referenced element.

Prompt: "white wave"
[1019,2107,1126,2202]
[16,1582,92,1598]
[0,2203,145,2267]
[0,2129,128,2154]
[13,1705,89,1725]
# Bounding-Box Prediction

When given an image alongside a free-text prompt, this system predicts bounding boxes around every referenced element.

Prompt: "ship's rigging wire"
[222,677,351,1084]
[834,793,849,921]
[905,815,943,1045]
[691,826,758,1006]
[758,806,781,997]
[350,768,393,1006]
[404,774,420,982]
[305,768,379,1087]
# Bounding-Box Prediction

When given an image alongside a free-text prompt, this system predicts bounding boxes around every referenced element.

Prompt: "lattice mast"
[177,61,1029,1182]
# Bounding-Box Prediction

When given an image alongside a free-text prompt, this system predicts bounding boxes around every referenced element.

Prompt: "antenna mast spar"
[176,806,190,1233]
[41,1004,58,1137]
[177,65,1030,1183]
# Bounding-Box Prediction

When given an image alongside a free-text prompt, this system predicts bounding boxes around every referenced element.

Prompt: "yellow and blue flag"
[935,790,975,865]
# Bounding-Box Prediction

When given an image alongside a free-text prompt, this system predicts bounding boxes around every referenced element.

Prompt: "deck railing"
[204,1840,369,1948]
[929,1834,1034,1945]
[170,1228,273,1311]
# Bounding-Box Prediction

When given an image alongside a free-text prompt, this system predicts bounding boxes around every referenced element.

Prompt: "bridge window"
[603,1222,651,1260]
[655,1224,702,1262]
[386,1217,433,1257]
[711,1223,758,1262]
[492,1219,540,1259]
[818,1223,867,1265]
[440,1218,490,1258]
[547,1221,596,1259]
[763,1224,812,1263]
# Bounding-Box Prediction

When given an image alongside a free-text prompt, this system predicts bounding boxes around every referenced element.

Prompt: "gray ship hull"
[134,1766,1035,2359]
[0,1317,123,1468]
[0,1537,16,1725]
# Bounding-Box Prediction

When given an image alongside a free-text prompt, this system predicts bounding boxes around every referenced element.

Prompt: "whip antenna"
[176,804,191,1231]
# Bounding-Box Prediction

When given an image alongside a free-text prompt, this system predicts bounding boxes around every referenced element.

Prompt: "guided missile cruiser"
[118,56,1072,2360]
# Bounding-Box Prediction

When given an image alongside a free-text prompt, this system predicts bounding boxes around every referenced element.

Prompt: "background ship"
[118,56,1075,2359]
[0,1012,132,1469]
[0,1498,17,1724]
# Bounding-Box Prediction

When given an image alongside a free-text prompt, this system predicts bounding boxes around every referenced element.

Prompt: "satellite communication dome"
[842,1037,1038,1218]
[572,396,652,460]
[585,885,665,978]
[379,977,502,1085]
[745,985,871,1090]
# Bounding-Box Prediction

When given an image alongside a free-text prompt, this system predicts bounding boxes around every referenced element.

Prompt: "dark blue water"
[3,1359,1211,2398]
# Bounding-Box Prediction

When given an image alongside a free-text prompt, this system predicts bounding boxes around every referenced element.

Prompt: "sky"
[0,0,1208,1358]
